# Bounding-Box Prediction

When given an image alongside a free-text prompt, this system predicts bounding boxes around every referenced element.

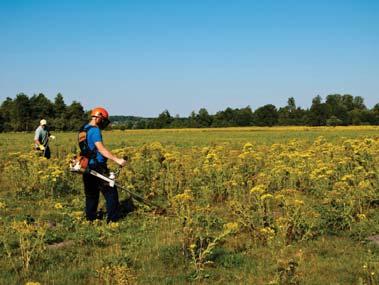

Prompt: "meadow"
[0,126,378,284]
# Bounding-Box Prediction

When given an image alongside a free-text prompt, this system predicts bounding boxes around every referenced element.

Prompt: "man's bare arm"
[94,141,126,166]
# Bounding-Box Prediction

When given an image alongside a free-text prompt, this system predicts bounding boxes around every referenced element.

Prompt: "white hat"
[40,119,47,126]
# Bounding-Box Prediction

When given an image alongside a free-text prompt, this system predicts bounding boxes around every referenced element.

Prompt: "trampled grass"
[0,126,378,284]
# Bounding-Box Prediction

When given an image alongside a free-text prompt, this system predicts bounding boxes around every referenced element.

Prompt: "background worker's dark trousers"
[44,146,51,159]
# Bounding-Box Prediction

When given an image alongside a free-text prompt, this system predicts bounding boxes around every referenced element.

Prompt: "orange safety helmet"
[91,107,109,120]
[91,107,110,129]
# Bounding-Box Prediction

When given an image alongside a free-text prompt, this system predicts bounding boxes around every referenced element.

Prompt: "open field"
[0,126,379,284]
[2,125,379,152]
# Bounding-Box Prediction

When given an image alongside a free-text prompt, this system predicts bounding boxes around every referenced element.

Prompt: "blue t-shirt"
[85,124,106,165]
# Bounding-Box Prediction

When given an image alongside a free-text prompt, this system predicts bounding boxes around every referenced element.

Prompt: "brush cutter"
[69,156,165,211]
[37,135,55,157]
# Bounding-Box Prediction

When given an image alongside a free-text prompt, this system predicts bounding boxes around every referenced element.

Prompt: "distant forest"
[1,93,379,132]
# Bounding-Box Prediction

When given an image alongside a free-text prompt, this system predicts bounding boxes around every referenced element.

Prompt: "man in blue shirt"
[82,107,127,222]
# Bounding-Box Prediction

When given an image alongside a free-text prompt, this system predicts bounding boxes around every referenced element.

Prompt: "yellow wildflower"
[173,189,193,203]
[54,203,63,209]
[250,184,266,195]
[357,214,367,220]
[223,222,239,233]
[109,222,119,229]
[260,194,273,201]
[243,142,254,152]
[294,199,304,206]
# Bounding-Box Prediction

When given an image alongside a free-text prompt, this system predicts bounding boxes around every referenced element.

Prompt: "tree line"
[1,93,379,132]
[112,94,379,129]
[0,93,87,132]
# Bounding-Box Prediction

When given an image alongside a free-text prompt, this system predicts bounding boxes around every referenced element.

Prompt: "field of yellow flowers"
[0,126,378,284]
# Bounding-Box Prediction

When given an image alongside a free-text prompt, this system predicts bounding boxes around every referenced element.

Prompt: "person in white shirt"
[34,119,55,159]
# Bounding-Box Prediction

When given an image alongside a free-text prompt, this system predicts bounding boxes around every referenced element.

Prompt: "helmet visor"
[99,118,110,129]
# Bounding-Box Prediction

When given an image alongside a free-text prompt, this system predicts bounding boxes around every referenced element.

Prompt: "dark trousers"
[44,146,51,159]
[36,145,51,159]
[83,164,120,222]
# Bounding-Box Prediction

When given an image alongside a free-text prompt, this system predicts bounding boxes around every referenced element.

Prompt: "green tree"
[278,97,299,125]
[234,106,253,126]
[353,96,366,110]
[29,93,54,130]
[171,115,188,128]
[12,93,31,131]
[66,101,87,130]
[197,108,212,127]
[308,95,329,126]
[0,112,4,132]
[54,93,66,114]
[133,120,147,129]
[372,104,379,125]
[212,107,235,127]
[154,110,173,128]
[253,104,278,126]
[325,94,348,124]
[326,116,343,126]
[0,97,14,131]
[287,97,296,112]
[53,93,67,130]
[342,94,354,111]
[187,111,198,128]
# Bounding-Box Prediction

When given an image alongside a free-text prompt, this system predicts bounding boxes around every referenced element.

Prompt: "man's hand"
[49,135,56,140]
[39,145,45,151]
[115,158,127,167]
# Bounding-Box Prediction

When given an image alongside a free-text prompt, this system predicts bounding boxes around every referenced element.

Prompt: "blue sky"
[0,0,378,116]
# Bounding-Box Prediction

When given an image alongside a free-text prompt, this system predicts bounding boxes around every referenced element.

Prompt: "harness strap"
[78,125,99,163]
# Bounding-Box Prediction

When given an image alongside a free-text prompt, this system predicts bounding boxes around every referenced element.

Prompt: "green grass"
[1,126,379,153]
[0,126,378,284]
[2,212,376,284]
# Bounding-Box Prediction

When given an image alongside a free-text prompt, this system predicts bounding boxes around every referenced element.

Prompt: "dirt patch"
[46,240,75,250]
[367,235,379,246]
